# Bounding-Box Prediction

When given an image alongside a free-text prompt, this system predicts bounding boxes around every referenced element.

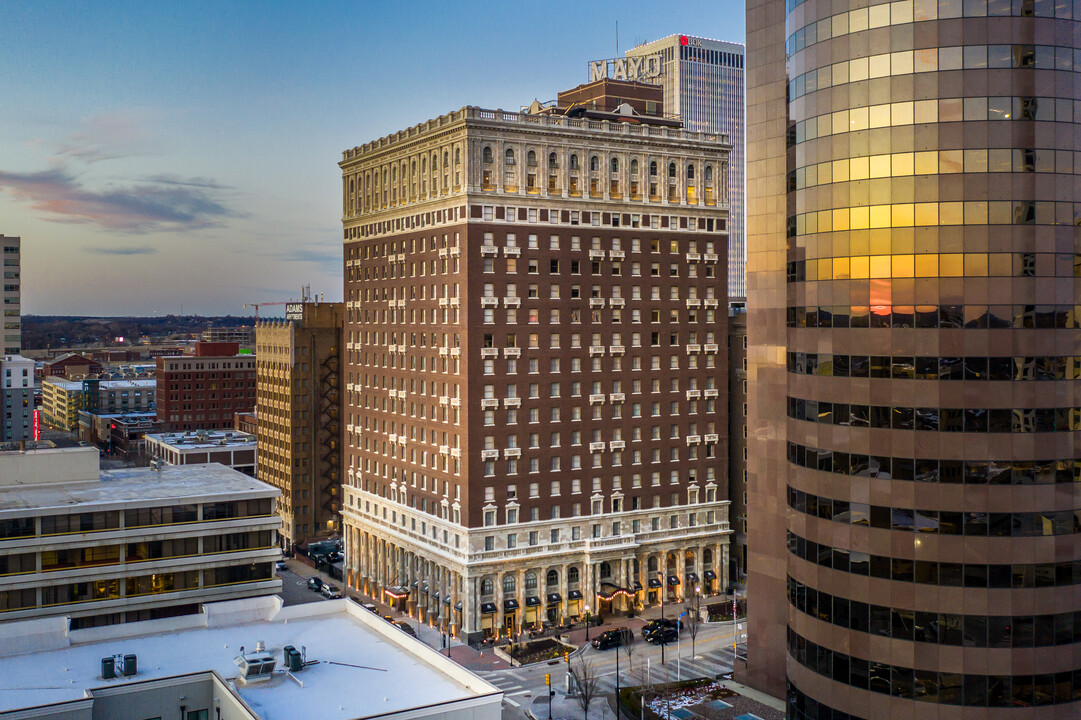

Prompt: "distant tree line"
[21,315,256,350]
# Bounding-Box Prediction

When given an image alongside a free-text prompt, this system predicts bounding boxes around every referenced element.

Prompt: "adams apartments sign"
[588,54,663,83]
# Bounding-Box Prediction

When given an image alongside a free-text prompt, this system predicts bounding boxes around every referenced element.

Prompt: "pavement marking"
[504,698,521,707]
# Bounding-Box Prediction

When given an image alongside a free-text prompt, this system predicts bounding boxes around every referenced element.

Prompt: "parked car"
[646,627,679,645]
[592,628,633,650]
[382,615,396,623]
[275,561,288,572]
[394,621,417,637]
[321,584,342,599]
[360,603,378,613]
[307,577,324,592]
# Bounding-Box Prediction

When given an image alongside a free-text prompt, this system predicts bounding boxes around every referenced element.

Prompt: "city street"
[483,621,745,720]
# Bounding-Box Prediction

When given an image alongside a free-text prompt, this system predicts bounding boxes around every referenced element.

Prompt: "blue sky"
[0,1,745,316]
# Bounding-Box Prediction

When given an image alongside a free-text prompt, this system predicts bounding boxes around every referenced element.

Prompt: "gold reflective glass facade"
[747,0,1081,716]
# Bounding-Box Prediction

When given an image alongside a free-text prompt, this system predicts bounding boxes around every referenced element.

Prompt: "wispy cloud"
[85,246,159,256]
[55,111,156,165]
[272,244,342,272]
[0,166,240,232]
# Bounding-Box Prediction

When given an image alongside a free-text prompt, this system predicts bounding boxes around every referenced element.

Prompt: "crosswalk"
[488,668,535,698]
[594,647,740,694]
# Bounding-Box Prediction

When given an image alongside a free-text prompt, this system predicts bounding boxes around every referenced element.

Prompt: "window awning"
[525,596,542,607]
[686,572,699,584]
[704,570,717,580]
[420,583,429,594]
[504,599,520,611]
[481,602,497,614]
[633,581,643,591]
[411,580,419,588]
[443,595,452,606]
[568,590,583,600]
[667,575,681,586]
[547,592,562,603]
[648,578,662,588]
[433,591,440,601]
[385,585,410,599]
[454,601,463,611]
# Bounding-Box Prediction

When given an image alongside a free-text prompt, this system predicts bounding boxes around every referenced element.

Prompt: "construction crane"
[243,301,290,319]
[245,286,315,319]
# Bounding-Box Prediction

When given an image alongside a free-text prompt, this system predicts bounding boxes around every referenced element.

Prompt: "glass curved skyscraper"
[744,0,1081,716]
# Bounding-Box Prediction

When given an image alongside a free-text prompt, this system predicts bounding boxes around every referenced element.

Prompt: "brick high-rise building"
[744,0,1081,715]
[255,301,343,548]
[155,342,256,432]
[340,91,733,642]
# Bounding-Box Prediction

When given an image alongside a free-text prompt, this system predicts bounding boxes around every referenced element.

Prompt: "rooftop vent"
[234,642,277,684]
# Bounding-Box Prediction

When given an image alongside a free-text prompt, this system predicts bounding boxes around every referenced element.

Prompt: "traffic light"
[545,674,551,686]
[564,652,570,663]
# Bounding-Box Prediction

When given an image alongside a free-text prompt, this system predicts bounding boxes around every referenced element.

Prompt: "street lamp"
[584,603,592,641]
[658,572,666,665]
[692,585,701,659]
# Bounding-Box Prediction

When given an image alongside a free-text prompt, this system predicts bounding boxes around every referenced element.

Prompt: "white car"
[321,585,342,599]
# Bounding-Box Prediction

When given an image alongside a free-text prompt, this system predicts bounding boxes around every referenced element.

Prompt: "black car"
[641,618,680,636]
[646,627,679,645]
[592,628,632,650]
[394,621,417,637]
[307,577,324,592]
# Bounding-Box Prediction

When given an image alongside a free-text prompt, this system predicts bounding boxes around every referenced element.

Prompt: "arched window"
[568,566,580,583]
[648,556,659,572]
[630,159,639,175]
[668,162,677,178]
[569,154,580,170]
[548,152,558,169]
[349,179,355,193]
[527,150,537,166]
[482,146,493,163]
[610,157,619,173]
[455,148,462,164]
[546,569,559,586]
[649,161,658,176]
[704,165,713,183]
[505,148,515,164]
[686,164,695,180]
[421,157,426,173]
[411,160,417,176]
[703,548,713,564]
[503,575,516,593]
[443,151,449,168]
[589,155,599,171]
[525,572,538,590]
[600,561,612,578]
[481,578,494,595]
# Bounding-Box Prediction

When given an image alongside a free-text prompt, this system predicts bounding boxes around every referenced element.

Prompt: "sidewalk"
[281,562,734,674]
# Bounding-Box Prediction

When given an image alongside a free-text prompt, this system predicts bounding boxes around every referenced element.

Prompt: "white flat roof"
[0,463,276,515]
[147,431,256,450]
[99,379,156,389]
[0,599,500,720]
[43,378,83,391]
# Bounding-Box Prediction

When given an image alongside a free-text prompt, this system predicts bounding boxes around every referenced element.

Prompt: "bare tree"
[622,633,638,672]
[570,657,601,719]
[684,608,701,659]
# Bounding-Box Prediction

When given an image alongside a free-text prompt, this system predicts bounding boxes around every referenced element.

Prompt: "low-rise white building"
[0,596,502,720]
[146,430,257,476]
[0,446,281,629]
